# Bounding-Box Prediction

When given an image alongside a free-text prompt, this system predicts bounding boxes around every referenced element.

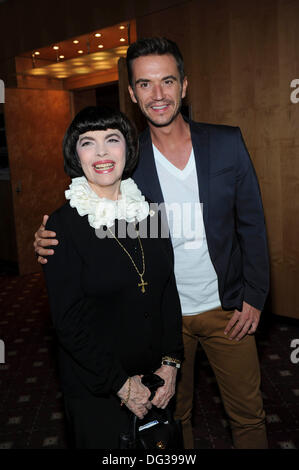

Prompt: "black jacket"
[133,120,270,312]
[43,203,183,399]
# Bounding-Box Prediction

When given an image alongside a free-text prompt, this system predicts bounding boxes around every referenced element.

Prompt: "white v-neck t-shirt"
[153,144,221,315]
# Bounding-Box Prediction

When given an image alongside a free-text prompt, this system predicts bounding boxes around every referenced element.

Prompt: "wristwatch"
[161,356,181,369]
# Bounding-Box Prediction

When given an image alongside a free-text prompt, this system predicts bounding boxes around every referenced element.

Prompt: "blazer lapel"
[136,128,165,204]
[135,120,210,226]
[189,120,210,226]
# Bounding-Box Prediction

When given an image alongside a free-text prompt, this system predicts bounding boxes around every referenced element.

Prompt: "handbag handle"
[131,405,174,442]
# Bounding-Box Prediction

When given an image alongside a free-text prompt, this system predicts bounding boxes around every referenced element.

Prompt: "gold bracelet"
[162,356,181,364]
[120,377,131,407]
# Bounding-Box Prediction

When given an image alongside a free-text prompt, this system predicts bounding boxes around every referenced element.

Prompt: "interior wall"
[72,88,97,116]
[136,0,299,318]
[5,88,71,275]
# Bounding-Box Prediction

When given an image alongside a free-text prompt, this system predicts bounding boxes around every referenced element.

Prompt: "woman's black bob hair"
[63,106,139,179]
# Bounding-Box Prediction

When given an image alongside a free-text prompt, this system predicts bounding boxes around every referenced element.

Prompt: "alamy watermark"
[0,339,5,364]
[95,202,205,250]
[290,339,299,364]
[290,79,299,104]
[0,79,4,103]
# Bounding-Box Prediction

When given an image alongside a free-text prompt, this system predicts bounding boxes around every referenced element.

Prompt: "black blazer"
[132,119,269,312]
[43,203,183,399]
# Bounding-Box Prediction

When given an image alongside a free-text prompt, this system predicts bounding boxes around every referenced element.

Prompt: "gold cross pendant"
[138,277,148,293]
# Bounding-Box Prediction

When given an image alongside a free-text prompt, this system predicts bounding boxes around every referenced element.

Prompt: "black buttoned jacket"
[43,203,183,398]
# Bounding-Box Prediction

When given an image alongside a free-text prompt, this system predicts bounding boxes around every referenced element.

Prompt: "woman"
[43,106,183,449]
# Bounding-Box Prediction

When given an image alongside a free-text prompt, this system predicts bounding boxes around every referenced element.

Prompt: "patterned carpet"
[0,268,299,449]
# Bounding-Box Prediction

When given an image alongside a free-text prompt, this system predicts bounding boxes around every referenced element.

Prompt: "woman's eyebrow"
[78,136,95,143]
[78,132,121,143]
[105,132,121,139]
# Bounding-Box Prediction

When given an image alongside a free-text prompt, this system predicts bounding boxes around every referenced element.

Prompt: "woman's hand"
[117,375,152,419]
[33,215,59,264]
[151,365,177,409]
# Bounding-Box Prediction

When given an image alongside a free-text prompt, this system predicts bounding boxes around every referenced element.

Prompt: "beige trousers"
[174,307,268,449]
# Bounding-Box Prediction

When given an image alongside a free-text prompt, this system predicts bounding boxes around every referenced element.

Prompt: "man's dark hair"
[126,37,185,87]
[63,106,138,179]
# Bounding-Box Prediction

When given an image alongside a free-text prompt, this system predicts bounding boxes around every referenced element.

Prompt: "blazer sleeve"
[160,237,184,362]
[43,209,128,395]
[234,128,270,310]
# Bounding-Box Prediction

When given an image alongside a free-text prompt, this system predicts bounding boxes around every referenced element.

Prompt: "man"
[34,37,269,449]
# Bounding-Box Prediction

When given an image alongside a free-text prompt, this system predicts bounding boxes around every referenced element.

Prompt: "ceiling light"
[73,40,79,44]
[30,68,48,76]
[51,64,66,70]
[34,51,40,55]
[95,33,101,37]
[53,46,59,50]
[119,25,125,30]
[98,44,104,48]
[71,59,85,65]
[59,55,65,59]
[120,38,126,42]
[75,67,92,74]
[78,50,84,54]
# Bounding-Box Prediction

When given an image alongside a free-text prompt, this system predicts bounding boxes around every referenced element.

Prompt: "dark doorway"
[72,83,119,115]
[96,83,119,109]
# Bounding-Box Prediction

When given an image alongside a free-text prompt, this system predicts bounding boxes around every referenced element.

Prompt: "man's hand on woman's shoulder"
[34,214,59,264]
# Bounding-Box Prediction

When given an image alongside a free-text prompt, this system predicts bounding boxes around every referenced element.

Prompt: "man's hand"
[151,365,177,409]
[117,375,152,419]
[224,301,261,341]
[33,215,58,264]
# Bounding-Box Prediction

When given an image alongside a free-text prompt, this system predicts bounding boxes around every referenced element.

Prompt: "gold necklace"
[107,225,148,293]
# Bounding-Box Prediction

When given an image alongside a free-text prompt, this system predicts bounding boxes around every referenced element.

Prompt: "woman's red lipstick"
[92,160,115,174]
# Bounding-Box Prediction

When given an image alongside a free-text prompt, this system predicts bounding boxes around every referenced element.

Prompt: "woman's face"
[76,128,126,200]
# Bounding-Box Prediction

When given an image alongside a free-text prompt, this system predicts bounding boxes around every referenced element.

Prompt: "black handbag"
[119,405,184,449]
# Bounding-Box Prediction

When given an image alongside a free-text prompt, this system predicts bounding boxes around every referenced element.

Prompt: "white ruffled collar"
[65,176,149,229]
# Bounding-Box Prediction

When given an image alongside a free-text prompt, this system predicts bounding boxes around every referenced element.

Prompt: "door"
[4,88,71,275]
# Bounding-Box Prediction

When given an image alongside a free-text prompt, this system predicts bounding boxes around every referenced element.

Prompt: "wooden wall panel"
[4,89,71,275]
[137,0,299,318]
[253,1,280,108]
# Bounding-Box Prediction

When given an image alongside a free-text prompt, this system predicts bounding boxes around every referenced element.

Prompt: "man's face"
[128,54,187,128]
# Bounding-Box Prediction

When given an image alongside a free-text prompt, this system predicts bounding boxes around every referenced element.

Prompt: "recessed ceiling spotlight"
[78,50,84,54]
[119,25,125,30]
[98,44,104,48]
[73,40,79,44]
[95,33,101,37]
[120,38,126,42]
[53,46,59,50]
